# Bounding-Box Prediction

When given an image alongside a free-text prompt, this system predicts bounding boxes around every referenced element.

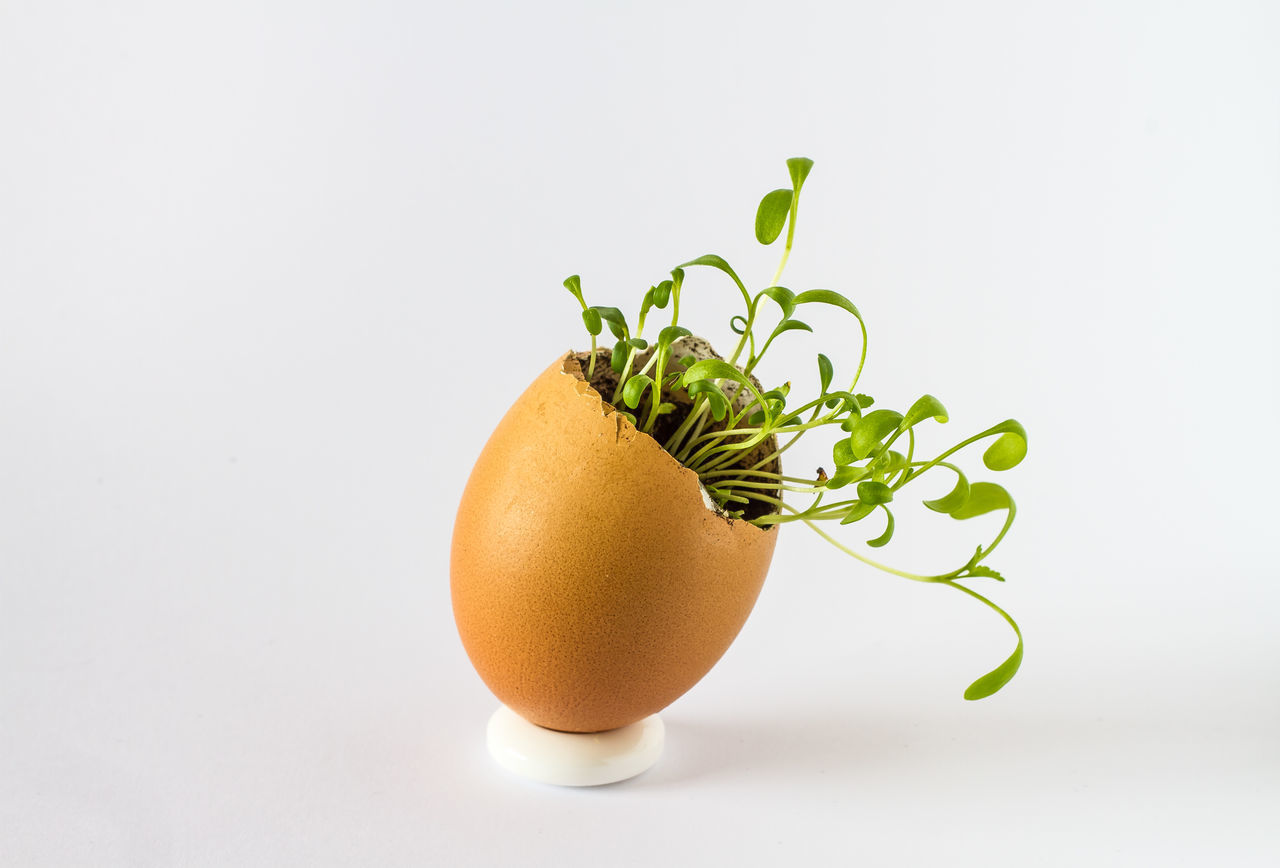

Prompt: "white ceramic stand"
[486,705,665,786]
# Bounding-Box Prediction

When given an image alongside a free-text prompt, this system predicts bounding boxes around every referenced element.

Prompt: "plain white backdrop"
[2,1,1277,865]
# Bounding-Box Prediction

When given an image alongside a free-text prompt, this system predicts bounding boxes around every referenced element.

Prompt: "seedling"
[561,158,1027,699]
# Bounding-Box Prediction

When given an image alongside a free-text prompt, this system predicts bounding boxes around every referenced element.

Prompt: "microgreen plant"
[561,158,1028,699]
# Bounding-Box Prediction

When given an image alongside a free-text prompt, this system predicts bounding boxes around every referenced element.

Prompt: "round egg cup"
[486,705,665,787]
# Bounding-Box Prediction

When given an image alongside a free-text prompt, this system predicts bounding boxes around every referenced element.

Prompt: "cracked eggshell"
[450,352,779,733]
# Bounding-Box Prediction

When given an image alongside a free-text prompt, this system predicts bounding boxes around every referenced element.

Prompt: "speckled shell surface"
[450,354,778,733]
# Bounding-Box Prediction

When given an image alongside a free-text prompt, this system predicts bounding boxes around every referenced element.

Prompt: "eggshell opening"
[570,337,781,524]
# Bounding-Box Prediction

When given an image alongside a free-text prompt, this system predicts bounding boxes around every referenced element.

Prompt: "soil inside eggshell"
[571,336,781,522]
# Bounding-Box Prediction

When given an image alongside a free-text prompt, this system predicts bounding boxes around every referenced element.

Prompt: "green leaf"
[854,393,874,409]
[826,464,868,489]
[652,279,673,309]
[949,583,1023,700]
[963,637,1022,700]
[581,308,602,336]
[755,188,793,245]
[639,286,657,322]
[683,358,744,386]
[867,506,895,547]
[658,325,692,348]
[950,482,1013,520]
[849,410,905,459]
[626,337,648,350]
[967,565,1005,582]
[706,392,729,421]
[686,379,728,400]
[592,306,630,340]
[687,379,731,421]
[856,480,894,505]
[678,254,751,307]
[682,359,769,418]
[786,157,814,194]
[923,467,970,514]
[817,354,834,394]
[981,420,1028,471]
[832,439,855,466]
[793,288,862,321]
[622,374,654,409]
[562,274,583,302]
[610,339,628,374]
[769,319,813,340]
[759,285,796,318]
[840,501,875,524]
[902,394,949,429]
[618,410,637,426]
[655,402,676,416]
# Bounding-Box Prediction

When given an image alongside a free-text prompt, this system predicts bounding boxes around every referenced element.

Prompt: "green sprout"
[561,158,1027,700]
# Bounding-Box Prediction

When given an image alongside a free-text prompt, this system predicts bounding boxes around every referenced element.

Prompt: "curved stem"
[745,494,937,582]
[847,315,869,392]
[978,499,1017,562]
[902,427,1010,485]
[727,296,760,368]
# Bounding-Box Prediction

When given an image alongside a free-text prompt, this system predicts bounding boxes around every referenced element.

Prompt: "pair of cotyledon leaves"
[754,156,815,246]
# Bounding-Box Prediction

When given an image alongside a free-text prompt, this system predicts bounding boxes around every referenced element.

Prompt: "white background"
[2,1,1277,865]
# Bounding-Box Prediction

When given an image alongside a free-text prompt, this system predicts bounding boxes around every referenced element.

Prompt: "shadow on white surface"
[632,702,1275,794]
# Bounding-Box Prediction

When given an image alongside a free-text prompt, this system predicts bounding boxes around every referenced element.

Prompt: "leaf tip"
[786,157,815,192]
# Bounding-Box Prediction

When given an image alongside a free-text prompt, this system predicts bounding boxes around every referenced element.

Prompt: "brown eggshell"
[451,353,779,732]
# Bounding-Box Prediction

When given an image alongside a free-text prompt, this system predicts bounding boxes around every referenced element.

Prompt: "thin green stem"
[667,398,710,459]
[682,414,834,472]
[676,403,715,463]
[640,347,672,434]
[902,429,1004,485]
[747,402,844,472]
[742,327,782,379]
[770,197,799,287]
[706,479,816,494]
[747,494,936,582]
[946,579,1014,620]
[978,500,1017,562]
[847,315,869,392]
[700,468,821,485]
